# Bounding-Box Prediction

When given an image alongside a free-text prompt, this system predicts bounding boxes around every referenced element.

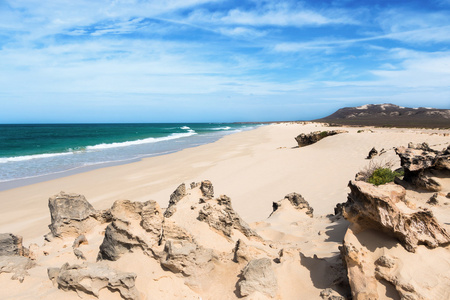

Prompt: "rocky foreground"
[1,143,449,299]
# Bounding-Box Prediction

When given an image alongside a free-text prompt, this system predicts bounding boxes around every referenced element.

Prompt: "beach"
[1,122,450,299]
[1,122,449,243]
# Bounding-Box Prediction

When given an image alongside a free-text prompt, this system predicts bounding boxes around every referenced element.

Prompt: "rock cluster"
[339,142,450,300]
[294,130,348,147]
[395,144,450,191]
[343,181,450,252]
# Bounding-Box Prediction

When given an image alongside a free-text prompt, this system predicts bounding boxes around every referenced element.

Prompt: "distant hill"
[315,104,450,128]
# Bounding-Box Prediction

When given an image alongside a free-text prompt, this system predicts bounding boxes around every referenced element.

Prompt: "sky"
[0,0,449,123]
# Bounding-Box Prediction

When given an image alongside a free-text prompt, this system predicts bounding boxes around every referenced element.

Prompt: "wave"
[0,132,197,163]
[210,126,231,131]
[86,132,197,150]
[0,152,74,163]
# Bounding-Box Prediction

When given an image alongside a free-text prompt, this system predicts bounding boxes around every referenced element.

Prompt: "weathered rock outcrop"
[343,180,450,252]
[48,192,109,238]
[200,180,214,199]
[159,239,216,277]
[197,195,261,240]
[49,262,139,300]
[0,233,34,282]
[98,199,193,261]
[366,147,378,159]
[0,233,27,256]
[272,193,314,217]
[237,258,278,298]
[295,130,348,147]
[164,183,186,218]
[98,200,163,261]
[395,144,450,191]
[0,255,35,282]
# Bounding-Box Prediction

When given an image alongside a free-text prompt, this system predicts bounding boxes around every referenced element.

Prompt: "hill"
[315,103,450,128]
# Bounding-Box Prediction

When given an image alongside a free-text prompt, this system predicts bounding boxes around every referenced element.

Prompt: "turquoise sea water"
[0,123,259,183]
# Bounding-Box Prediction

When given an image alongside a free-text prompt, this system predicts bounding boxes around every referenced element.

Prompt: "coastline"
[1,122,449,245]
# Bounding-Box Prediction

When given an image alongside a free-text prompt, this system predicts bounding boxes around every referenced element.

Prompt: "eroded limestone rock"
[272,193,314,217]
[164,183,186,218]
[50,262,139,300]
[0,233,26,256]
[98,199,192,261]
[197,195,261,240]
[0,256,35,283]
[237,258,278,298]
[295,130,348,147]
[395,145,450,191]
[343,181,450,252]
[159,239,216,277]
[48,192,102,238]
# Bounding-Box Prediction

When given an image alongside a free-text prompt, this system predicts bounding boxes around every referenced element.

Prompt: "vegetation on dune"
[368,167,404,186]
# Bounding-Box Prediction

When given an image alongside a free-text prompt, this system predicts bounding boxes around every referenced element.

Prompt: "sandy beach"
[1,122,449,300]
[1,122,449,244]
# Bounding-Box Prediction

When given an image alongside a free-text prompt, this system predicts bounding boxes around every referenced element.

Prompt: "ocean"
[0,123,260,186]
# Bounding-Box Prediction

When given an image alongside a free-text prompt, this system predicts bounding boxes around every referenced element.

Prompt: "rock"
[200,180,214,198]
[295,130,348,147]
[374,255,396,268]
[341,236,379,299]
[237,258,278,298]
[395,145,450,191]
[320,288,346,300]
[427,193,440,205]
[0,233,26,256]
[98,200,164,261]
[52,262,139,300]
[197,195,261,240]
[164,183,186,218]
[72,234,88,248]
[0,255,35,282]
[272,193,314,217]
[73,248,86,260]
[232,239,265,263]
[98,199,193,261]
[48,192,99,238]
[159,239,216,276]
[366,147,378,159]
[343,180,450,252]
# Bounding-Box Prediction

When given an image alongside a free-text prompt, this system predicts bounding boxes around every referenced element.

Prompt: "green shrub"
[368,168,404,186]
[320,131,328,138]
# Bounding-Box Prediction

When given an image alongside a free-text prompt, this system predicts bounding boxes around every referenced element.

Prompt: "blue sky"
[0,0,449,123]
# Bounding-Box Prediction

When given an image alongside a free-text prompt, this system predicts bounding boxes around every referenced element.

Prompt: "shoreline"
[0,125,256,192]
[1,123,449,246]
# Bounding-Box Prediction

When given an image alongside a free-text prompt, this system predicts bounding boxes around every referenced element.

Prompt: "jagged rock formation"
[159,239,216,276]
[0,233,27,256]
[197,195,261,240]
[0,233,34,282]
[48,192,110,238]
[295,130,348,147]
[343,180,450,252]
[395,144,450,191]
[164,183,186,218]
[272,193,314,217]
[200,180,214,199]
[237,258,278,298]
[97,199,190,261]
[48,262,139,300]
[366,147,378,159]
